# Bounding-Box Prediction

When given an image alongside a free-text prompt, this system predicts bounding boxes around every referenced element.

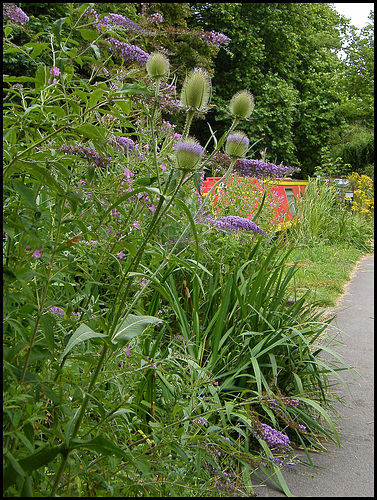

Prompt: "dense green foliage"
[186,3,374,177]
[3,3,374,497]
[4,3,374,177]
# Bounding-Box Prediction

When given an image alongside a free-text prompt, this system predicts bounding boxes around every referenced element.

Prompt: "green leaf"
[52,18,66,46]
[79,28,99,41]
[115,100,131,114]
[44,106,66,118]
[88,89,105,109]
[70,435,130,459]
[3,75,36,83]
[134,176,157,187]
[23,42,49,58]
[112,314,162,345]
[58,323,107,361]
[11,179,36,209]
[75,123,106,146]
[3,444,65,493]
[117,83,154,96]
[90,43,101,60]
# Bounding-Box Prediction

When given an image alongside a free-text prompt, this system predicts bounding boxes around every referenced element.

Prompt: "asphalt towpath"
[250,254,374,497]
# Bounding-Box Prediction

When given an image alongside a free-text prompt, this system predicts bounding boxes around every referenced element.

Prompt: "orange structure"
[201,176,309,225]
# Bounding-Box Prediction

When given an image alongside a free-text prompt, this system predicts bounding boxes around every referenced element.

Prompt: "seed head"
[180,67,211,111]
[175,137,204,173]
[225,131,249,158]
[146,52,169,79]
[230,90,254,119]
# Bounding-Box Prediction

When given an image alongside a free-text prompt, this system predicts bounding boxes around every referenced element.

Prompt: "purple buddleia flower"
[105,37,149,66]
[84,7,152,34]
[234,158,300,179]
[200,30,231,48]
[3,4,29,24]
[49,306,65,318]
[110,136,142,158]
[50,141,112,169]
[209,215,267,236]
[259,423,290,450]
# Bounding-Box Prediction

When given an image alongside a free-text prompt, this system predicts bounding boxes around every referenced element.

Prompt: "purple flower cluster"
[84,7,151,34]
[50,142,112,169]
[235,158,301,179]
[110,135,142,158]
[49,306,65,318]
[209,152,300,179]
[259,423,290,450]
[105,37,149,67]
[207,215,267,236]
[200,30,231,48]
[266,398,300,409]
[3,4,29,24]
[192,417,208,426]
[149,13,163,24]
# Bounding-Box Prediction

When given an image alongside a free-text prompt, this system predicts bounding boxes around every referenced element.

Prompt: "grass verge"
[286,242,373,307]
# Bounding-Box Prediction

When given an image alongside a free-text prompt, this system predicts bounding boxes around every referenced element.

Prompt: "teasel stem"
[182,108,195,140]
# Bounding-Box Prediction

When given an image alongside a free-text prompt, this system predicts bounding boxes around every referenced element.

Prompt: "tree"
[187,3,357,177]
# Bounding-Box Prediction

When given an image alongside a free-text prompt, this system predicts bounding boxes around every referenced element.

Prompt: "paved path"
[251,254,374,497]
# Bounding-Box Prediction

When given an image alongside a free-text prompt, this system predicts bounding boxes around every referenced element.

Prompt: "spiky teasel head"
[180,67,211,111]
[229,90,254,120]
[146,52,169,80]
[225,131,249,158]
[175,137,204,174]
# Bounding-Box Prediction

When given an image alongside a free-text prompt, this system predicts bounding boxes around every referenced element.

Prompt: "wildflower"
[146,52,169,80]
[180,67,211,112]
[259,423,290,450]
[209,215,267,236]
[229,89,254,120]
[118,250,124,259]
[51,141,111,169]
[192,417,208,426]
[3,4,29,24]
[225,131,249,158]
[233,157,300,179]
[160,163,167,172]
[50,66,60,76]
[298,424,307,434]
[33,249,44,258]
[200,30,231,48]
[25,245,30,250]
[125,346,130,357]
[49,306,65,318]
[132,220,140,231]
[175,137,204,173]
[149,12,163,24]
[105,37,149,66]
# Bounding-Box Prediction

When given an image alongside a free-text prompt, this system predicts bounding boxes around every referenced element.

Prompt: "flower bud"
[146,52,169,79]
[180,67,211,111]
[175,137,204,173]
[225,131,249,158]
[229,90,254,119]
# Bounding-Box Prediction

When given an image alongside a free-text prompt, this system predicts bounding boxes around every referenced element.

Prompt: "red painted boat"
[201,176,309,227]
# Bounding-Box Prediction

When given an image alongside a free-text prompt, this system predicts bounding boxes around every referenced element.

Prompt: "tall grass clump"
[289,177,373,251]
[3,4,353,497]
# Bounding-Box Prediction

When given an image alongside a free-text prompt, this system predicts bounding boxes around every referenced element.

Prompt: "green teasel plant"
[3,5,264,496]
